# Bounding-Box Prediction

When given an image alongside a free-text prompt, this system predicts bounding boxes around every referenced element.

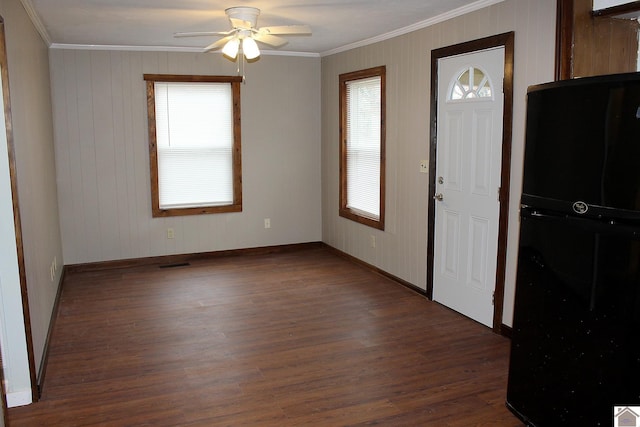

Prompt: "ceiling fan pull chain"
[242,55,246,84]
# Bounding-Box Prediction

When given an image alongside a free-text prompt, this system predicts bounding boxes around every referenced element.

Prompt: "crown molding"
[20,0,51,46]
[49,43,205,53]
[320,0,505,57]
[48,43,320,57]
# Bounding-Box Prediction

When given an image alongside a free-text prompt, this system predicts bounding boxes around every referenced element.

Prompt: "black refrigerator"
[506,72,640,426]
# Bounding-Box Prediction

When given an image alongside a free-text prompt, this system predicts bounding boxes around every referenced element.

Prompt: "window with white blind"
[144,75,242,217]
[339,66,386,230]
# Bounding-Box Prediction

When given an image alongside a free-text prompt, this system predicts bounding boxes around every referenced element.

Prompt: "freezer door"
[507,212,640,426]
[523,81,640,212]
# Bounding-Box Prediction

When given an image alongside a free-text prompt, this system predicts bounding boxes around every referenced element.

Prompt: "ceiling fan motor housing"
[225,7,260,28]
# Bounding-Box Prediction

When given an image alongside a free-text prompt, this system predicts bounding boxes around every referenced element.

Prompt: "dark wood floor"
[9,246,523,426]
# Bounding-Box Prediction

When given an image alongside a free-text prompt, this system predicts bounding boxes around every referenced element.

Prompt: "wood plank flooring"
[9,246,523,426]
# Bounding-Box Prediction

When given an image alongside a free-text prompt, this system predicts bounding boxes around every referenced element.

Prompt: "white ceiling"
[24,0,504,56]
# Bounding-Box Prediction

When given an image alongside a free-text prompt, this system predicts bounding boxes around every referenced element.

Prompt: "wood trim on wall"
[323,244,426,296]
[143,74,243,217]
[0,15,38,404]
[556,0,575,80]
[556,0,640,79]
[66,242,325,273]
[36,267,66,398]
[338,66,387,231]
[592,1,640,18]
[427,31,515,334]
[0,21,9,422]
[495,32,515,334]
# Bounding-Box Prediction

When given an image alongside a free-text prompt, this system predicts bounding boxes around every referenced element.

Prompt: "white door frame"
[427,32,514,334]
[0,16,37,407]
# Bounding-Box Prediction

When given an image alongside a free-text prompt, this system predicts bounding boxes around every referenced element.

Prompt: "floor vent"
[159,262,190,269]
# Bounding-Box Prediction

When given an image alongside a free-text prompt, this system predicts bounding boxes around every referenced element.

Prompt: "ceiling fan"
[174,6,312,60]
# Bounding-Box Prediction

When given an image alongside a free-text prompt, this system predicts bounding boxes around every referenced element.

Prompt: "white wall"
[0,0,63,406]
[50,51,322,265]
[321,0,557,327]
[0,60,31,407]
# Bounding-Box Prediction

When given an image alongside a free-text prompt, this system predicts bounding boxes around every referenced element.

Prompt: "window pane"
[450,66,493,101]
[154,82,234,209]
[339,66,385,230]
[346,76,381,218]
[158,148,233,208]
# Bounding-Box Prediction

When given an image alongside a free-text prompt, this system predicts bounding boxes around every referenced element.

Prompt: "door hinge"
[492,292,495,306]
[497,187,501,201]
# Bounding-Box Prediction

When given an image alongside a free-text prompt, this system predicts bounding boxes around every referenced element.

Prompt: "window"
[339,66,386,230]
[144,74,242,217]
[449,66,493,100]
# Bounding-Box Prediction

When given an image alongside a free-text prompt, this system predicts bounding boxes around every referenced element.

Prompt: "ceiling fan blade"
[252,33,288,48]
[204,35,234,52]
[259,25,311,35]
[174,31,231,38]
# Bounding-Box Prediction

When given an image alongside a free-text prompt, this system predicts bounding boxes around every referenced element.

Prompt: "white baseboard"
[6,390,32,407]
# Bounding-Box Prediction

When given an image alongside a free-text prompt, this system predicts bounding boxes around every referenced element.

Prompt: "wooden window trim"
[338,66,386,230]
[144,74,243,217]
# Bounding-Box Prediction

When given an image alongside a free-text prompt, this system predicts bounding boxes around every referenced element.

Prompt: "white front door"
[432,47,505,327]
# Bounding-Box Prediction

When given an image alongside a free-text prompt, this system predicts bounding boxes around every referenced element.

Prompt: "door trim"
[427,32,514,333]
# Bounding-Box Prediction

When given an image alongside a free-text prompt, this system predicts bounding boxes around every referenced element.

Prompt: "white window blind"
[154,82,234,209]
[346,76,381,218]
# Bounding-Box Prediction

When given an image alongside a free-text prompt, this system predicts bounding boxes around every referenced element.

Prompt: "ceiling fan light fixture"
[173,5,312,65]
[242,37,260,60]
[222,37,240,59]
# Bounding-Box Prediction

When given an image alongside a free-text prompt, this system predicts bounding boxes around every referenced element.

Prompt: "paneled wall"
[321,0,557,326]
[573,0,639,77]
[50,51,322,265]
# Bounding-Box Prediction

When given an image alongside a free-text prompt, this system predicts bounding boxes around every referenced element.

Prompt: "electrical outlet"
[264,218,271,229]
[167,228,174,239]
[420,160,429,173]
[370,235,376,248]
[50,262,55,282]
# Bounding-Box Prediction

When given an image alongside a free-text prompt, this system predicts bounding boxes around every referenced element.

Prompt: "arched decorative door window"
[448,66,493,101]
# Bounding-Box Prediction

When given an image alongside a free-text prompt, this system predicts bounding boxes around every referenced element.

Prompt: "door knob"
[434,193,444,201]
